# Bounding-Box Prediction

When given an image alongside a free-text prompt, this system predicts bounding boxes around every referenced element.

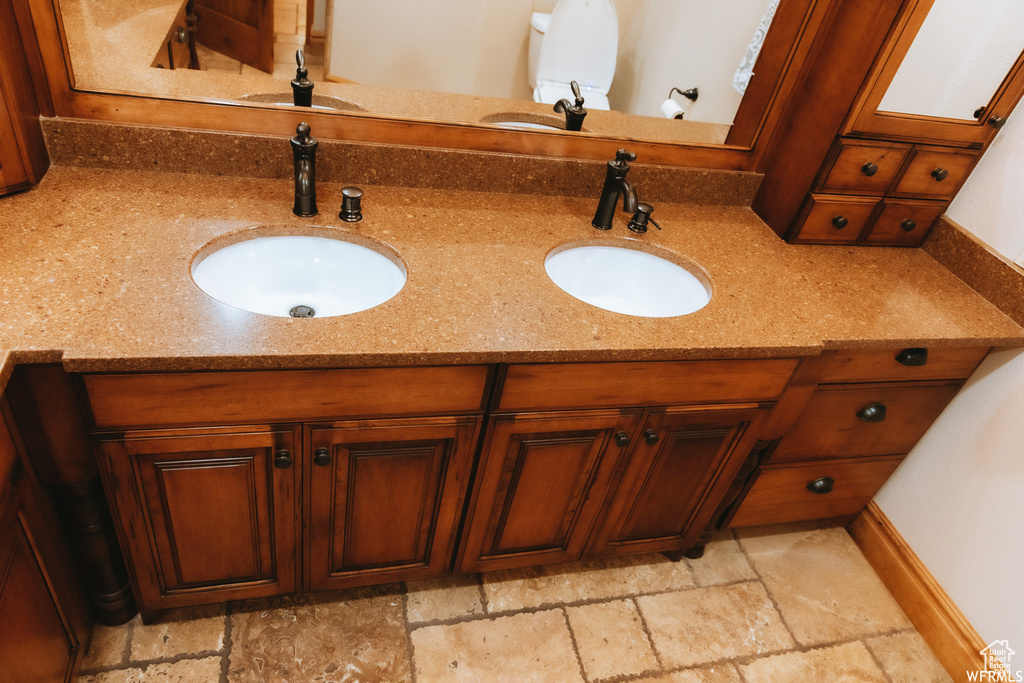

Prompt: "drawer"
[864,199,946,246]
[495,359,799,412]
[769,381,961,462]
[891,146,980,199]
[728,456,902,527]
[0,411,18,494]
[82,366,492,429]
[818,139,911,195]
[790,194,878,243]
[821,347,988,383]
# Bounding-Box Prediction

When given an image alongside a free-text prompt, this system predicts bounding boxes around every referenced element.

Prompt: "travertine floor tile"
[78,657,223,682]
[638,582,794,668]
[227,585,410,683]
[130,604,226,661]
[410,610,583,682]
[79,621,130,670]
[865,631,954,682]
[482,553,695,612]
[566,599,658,680]
[687,533,757,586]
[738,526,911,645]
[635,665,742,682]
[739,641,886,682]
[405,574,484,624]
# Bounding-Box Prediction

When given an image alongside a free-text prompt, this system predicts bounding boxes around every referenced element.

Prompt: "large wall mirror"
[32,0,825,163]
[846,0,1024,146]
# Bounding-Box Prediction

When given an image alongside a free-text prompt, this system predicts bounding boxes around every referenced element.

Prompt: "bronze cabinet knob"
[989,115,1007,129]
[615,431,631,448]
[832,215,848,229]
[274,450,294,468]
[900,219,917,232]
[806,477,834,494]
[896,348,928,366]
[643,429,659,445]
[313,447,332,466]
[861,162,879,176]
[931,168,949,182]
[857,403,887,423]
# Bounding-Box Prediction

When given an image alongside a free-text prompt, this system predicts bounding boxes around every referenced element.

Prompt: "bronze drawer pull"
[274,450,294,468]
[643,428,659,445]
[931,168,949,182]
[900,219,917,232]
[857,403,887,423]
[806,477,834,494]
[832,215,848,229]
[861,162,878,176]
[615,431,631,448]
[313,447,332,466]
[989,115,1007,129]
[896,348,928,366]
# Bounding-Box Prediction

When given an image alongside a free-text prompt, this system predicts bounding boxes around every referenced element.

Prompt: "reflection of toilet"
[528,0,618,111]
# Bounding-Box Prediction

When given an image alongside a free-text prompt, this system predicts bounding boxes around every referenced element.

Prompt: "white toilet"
[528,0,618,111]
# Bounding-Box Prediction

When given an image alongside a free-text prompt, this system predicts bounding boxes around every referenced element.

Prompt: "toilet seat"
[532,0,618,110]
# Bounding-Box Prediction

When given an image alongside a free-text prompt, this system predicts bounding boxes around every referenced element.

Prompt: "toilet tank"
[528,12,551,91]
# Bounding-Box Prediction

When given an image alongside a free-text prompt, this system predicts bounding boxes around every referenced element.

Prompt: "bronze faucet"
[291,122,317,216]
[592,149,638,230]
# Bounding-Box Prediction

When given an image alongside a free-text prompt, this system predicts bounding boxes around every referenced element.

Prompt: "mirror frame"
[844,0,1024,146]
[23,0,835,170]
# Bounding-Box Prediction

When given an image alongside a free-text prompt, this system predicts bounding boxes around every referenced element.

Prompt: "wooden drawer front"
[0,410,17,493]
[822,347,988,383]
[819,139,911,195]
[496,359,799,412]
[892,147,980,199]
[769,381,961,463]
[864,199,945,246]
[728,456,902,527]
[791,195,877,243]
[83,366,491,429]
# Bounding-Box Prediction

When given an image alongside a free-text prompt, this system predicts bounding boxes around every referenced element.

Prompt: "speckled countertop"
[1,137,1021,389]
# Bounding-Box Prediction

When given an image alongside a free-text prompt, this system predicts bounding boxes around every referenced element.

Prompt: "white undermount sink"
[191,233,406,317]
[545,243,711,317]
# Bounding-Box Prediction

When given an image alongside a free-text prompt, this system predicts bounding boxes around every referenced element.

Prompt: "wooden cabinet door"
[457,410,641,573]
[306,416,482,590]
[587,405,769,558]
[96,426,300,610]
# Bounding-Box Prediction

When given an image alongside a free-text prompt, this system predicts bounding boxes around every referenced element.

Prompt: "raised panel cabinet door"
[306,416,482,590]
[456,410,642,573]
[587,405,770,558]
[95,426,300,610]
[0,472,81,683]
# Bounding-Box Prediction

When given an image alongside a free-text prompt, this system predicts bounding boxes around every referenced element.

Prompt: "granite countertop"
[1,159,1021,390]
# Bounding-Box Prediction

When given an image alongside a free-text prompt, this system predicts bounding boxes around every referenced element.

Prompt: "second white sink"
[192,233,406,317]
[545,243,711,317]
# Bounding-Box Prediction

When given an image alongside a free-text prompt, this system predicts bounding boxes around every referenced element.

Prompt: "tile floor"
[77,525,953,682]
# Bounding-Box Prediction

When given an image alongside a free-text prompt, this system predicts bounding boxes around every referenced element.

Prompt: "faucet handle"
[615,149,637,163]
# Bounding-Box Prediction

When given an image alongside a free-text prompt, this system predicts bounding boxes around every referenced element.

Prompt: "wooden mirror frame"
[844,0,1024,147]
[22,0,838,170]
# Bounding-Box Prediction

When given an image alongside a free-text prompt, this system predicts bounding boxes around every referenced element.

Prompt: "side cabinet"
[0,400,91,682]
[306,416,481,589]
[94,426,301,610]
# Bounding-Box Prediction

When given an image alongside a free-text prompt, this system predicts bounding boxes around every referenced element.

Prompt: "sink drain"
[289,305,316,318]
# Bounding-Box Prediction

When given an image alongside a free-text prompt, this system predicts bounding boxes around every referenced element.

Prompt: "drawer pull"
[931,168,949,182]
[861,162,878,177]
[313,447,332,466]
[274,450,294,468]
[832,215,848,229]
[615,431,631,448]
[896,348,928,366]
[643,428,660,445]
[806,477,835,494]
[857,403,887,423]
[900,219,917,232]
[989,115,1007,129]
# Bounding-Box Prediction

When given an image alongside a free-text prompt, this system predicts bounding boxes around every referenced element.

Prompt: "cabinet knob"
[988,115,1007,129]
[806,477,834,494]
[643,428,659,445]
[861,162,878,177]
[856,403,887,423]
[900,218,917,232]
[274,450,294,468]
[896,347,927,366]
[615,431,631,448]
[313,447,332,466]
[832,215,848,229]
[931,168,949,182]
